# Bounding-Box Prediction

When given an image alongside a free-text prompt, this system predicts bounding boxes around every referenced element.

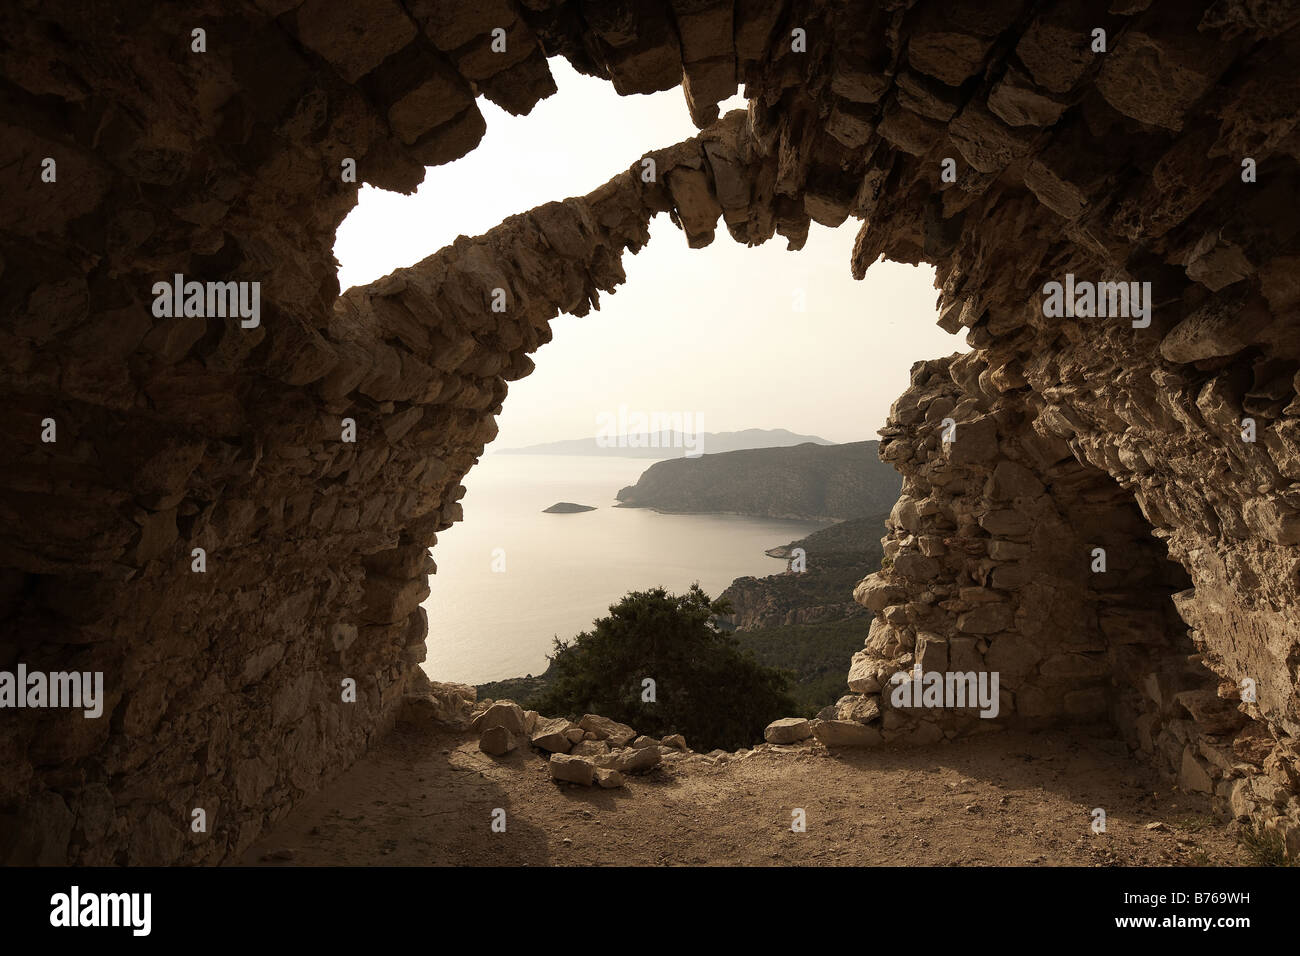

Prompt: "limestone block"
[665,164,723,246]
[835,694,882,724]
[893,552,941,580]
[987,540,1031,560]
[948,636,983,672]
[1179,746,1215,793]
[595,768,624,788]
[876,101,945,156]
[479,725,519,756]
[978,509,1031,536]
[906,31,991,86]
[594,746,661,774]
[764,717,813,743]
[825,99,876,148]
[916,632,949,672]
[549,753,595,785]
[293,0,417,82]
[1233,725,1275,765]
[602,29,683,95]
[848,650,883,693]
[1174,688,1248,735]
[530,717,574,753]
[946,415,1000,464]
[1160,289,1271,363]
[1242,497,1300,546]
[1096,25,1229,131]
[360,572,429,624]
[984,460,1046,501]
[957,604,1012,635]
[987,66,1067,127]
[578,714,637,746]
[386,63,474,144]
[1015,1,1096,94]
[949,101,1036,173]
[475,701,527,736]
[857,572,909,608]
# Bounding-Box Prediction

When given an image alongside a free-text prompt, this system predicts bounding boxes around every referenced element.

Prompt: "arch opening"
[4,0,1300,866]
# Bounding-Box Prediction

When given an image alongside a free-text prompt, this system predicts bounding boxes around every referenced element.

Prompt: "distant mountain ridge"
[615,440,901,521]
[494,427,832,459]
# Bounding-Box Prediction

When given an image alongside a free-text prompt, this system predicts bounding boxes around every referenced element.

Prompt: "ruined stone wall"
[0,0,575,863]
[849,351,1198,732]
[815,0,1300,847]
[0,0,771,864]
[845,353,1280,828]
[3,0,1300,862]
[0,59,773,860]
[0,156,674,862]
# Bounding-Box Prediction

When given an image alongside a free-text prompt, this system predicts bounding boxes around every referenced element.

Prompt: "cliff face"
[724,581,870,629]
[720,514,884,629]
[616,441,902,519]
[2,0,1300,862]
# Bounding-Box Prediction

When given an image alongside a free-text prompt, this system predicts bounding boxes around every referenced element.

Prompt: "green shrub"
[529,584,795,751]
[733,617,867,717]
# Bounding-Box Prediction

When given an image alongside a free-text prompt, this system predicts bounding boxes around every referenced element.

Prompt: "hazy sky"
[335,59,964,447]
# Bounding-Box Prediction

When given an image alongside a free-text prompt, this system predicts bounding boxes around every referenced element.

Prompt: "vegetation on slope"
[488,585,795,752]
[719,514,887,629]
[730,617,870,718]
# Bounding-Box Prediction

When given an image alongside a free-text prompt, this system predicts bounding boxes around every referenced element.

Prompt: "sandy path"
[243,726,1245,866]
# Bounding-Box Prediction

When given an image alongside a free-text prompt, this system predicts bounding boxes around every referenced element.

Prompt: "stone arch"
[3,0,1300,863]
[846,352,1243,791]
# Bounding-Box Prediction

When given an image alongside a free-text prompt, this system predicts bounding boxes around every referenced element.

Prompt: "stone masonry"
[2,0,1299,862]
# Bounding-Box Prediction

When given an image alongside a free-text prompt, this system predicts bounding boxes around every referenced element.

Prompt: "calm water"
[420,454,830,684]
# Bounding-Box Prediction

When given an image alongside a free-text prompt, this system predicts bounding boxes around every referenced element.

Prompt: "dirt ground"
[242,725,1251,866]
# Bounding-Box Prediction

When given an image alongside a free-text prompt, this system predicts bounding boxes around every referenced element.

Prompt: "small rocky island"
[543,502,596,513]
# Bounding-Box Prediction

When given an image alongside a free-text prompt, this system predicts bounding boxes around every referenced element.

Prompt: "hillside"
[719,514,887,631]
[615,441,901,520]
[717,515,888,715]
[496,427,831,458]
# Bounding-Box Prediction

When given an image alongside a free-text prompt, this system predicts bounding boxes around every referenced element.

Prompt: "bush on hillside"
[529,584,794,751]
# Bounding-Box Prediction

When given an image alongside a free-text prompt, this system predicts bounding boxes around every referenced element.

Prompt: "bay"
[420,454,831,685]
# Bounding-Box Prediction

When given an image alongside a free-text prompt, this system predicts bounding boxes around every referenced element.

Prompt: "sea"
[419,454,831,685]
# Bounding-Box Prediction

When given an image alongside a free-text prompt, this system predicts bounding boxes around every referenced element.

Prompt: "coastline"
[612,502,844,524]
